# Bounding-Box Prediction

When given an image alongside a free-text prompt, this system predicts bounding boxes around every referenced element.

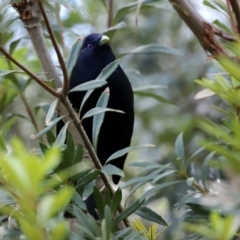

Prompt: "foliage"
[0,0,240,239]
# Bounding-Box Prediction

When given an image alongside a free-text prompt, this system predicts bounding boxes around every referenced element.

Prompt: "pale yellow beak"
[99,35,110,46]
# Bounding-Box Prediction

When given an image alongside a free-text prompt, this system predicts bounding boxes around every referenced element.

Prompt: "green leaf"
[69,79,107,92]
[202,152,215,191]
[0,70,21,81]
[121,167,169,189]
[39,142,49,155]
[73,144,83,164]
[134,91,174,105]
[178,192,197,210]
[119,44,182,57]
[114,0,163,24]
[97,59,120,80]
[142,181,183,199]
[101,164,125,177]
[93,187,105,217]
[79,89,94,113]
[111,188,122,214]
[92,91,109,149]
[76,170,100,188]
[54,121,70,147]
[152,170,176,184]
[73,189,86,210]
[213,19,233,35]
[106,144,155,164]
[136,206,168,226]
[133,85,168,91]
[66,37,82,76]
[81,107,124,120]
[175,132,185,167]
[218,57,240,82]
[33,116,65,139]
[103,21,127,39]
[46,131,56,146]
[113,198,145,227]
[45,99,59,125]
[103,206,112,240]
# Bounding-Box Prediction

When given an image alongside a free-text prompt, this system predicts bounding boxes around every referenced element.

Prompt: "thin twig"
[0,45,61,98]
[229,0,240,34]
[108,0,114,28]
[212,27,236,41]
[37,0,69,95]
[226,0,238,35]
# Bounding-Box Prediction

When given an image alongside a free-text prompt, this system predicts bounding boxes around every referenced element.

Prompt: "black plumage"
[58,33,134,184]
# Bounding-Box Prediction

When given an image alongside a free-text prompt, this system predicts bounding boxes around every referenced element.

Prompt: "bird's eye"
[87,44,92,48]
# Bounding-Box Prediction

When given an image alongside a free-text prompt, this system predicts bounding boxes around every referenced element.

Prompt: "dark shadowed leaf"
[46,131,56,146]
[113,198,145,227]
[136,206,168,226]
[76,170,100,188]
[93,187,105,217]
[111,188,122,214]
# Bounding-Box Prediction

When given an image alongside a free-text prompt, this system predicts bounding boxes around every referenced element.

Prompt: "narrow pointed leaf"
[119,44,182,57]
[106,144,155,164]
[81,107,124,120]
[54,121,70,147]
[175,132,185,166]
[69,79,107,92]
[113,198,145,227]
[45,98,59,125]
[97,59,120,80]
[101,164,125,177]
[136,206,168,226]
[202,152,215,191]
[92,91,109,149]
[66,38,82,75]
[33,116,65,139]
[79,89,94,113]
[111,188,122,214]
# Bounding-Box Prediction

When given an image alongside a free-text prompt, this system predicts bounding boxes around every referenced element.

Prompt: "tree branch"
[37,0,69,96]
[168,0,228,56]
[108,0,114,28]
[0,45,61,97]
[229,0,240,34]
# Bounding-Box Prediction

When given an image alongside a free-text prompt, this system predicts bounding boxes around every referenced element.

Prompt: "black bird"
[58,33,134,184]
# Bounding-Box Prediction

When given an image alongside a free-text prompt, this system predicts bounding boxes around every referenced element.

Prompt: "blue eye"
[87,44,92,48]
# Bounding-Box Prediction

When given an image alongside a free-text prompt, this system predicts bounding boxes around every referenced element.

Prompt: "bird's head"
[80,33,110,54]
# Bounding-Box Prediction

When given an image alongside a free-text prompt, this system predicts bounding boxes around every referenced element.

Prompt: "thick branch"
[229,0,240,34]
[168,0,228,56]
[37,0,69,95]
